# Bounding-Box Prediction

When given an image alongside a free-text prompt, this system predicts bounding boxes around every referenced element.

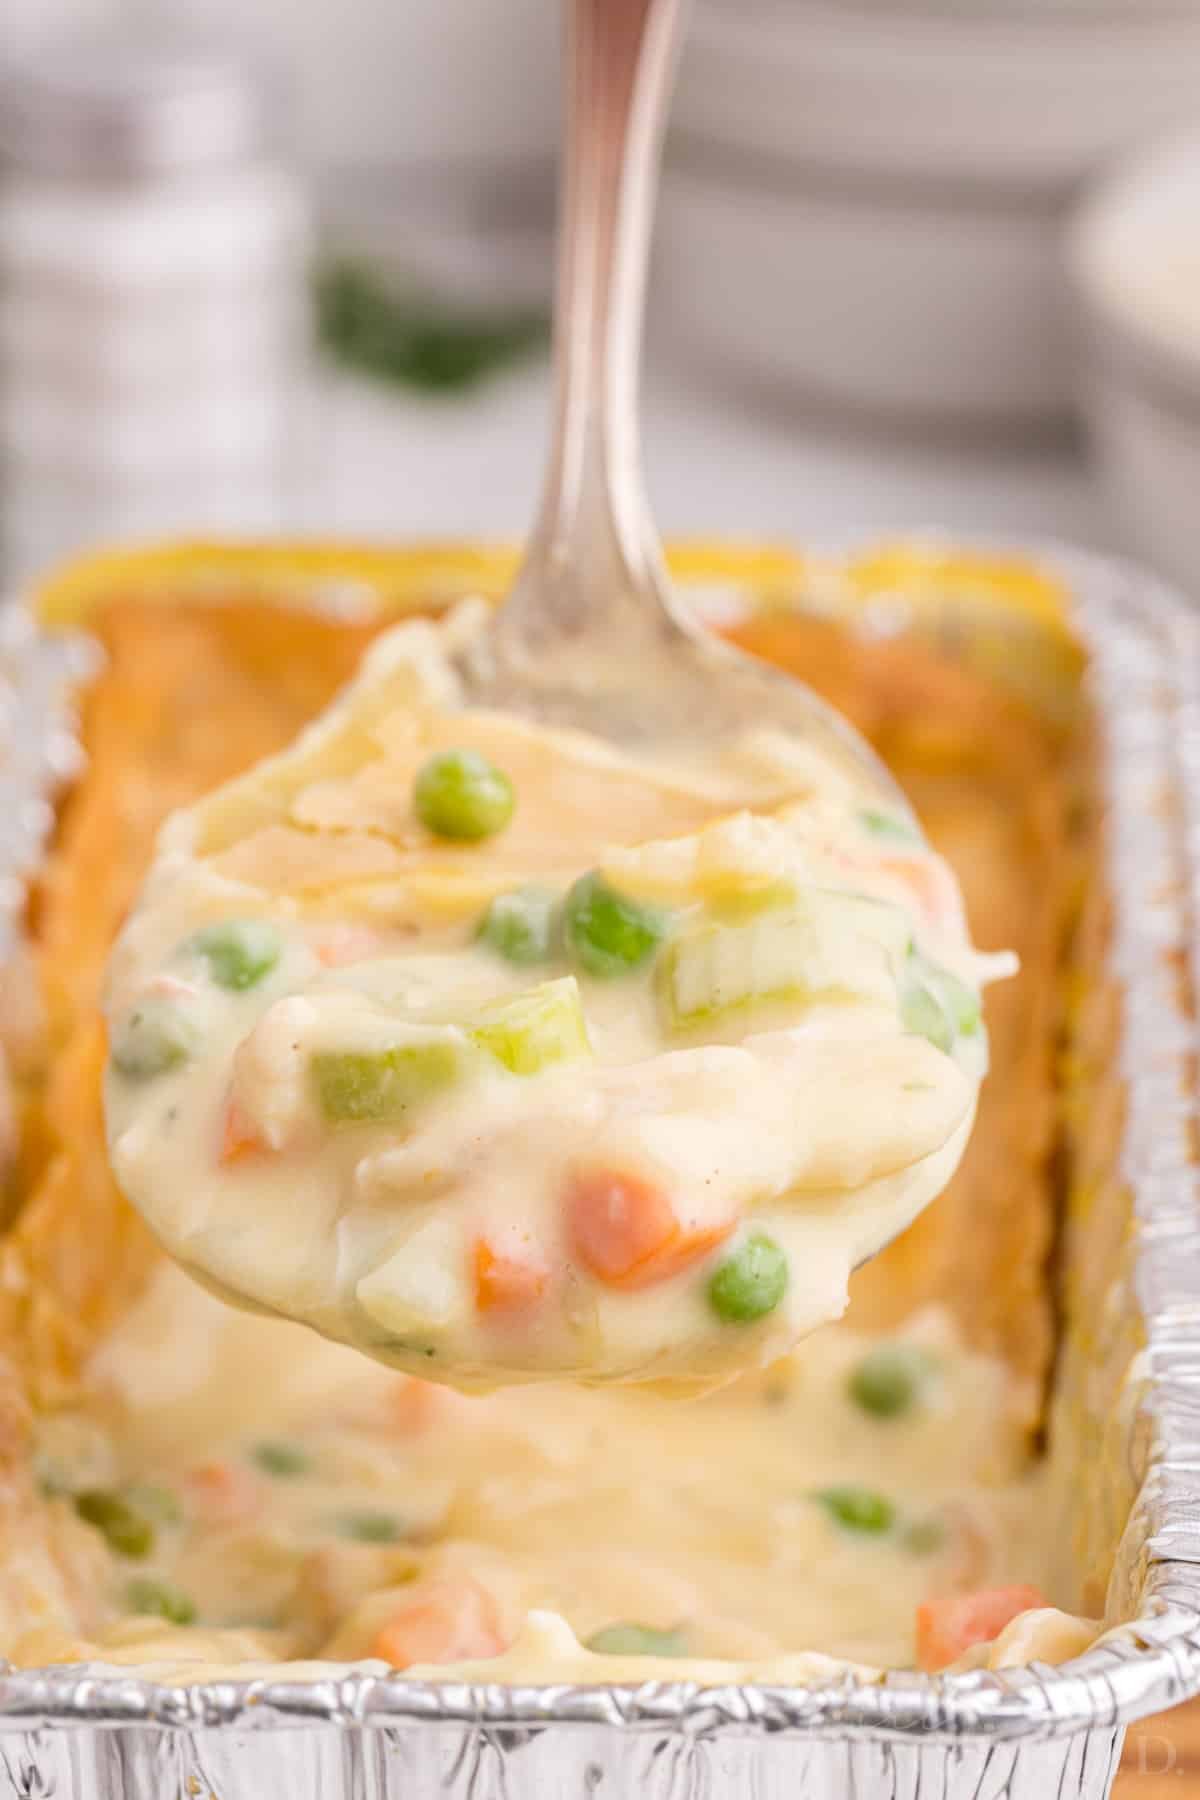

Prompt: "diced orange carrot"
[916,1584,1046,1671]
[634,1220,733,1287]
[473,1239,550,1314]
[218,1095,266,1165]
[184,1461,261,1526]
[566,1169,733,1290]
[389,1377,443,1435]
[371,1577,509,1670]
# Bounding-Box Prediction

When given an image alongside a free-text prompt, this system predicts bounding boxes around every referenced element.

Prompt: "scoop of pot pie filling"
[103,603,1014,1388]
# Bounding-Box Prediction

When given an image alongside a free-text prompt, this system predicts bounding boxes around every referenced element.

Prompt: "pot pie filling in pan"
[0,539,1178,1707]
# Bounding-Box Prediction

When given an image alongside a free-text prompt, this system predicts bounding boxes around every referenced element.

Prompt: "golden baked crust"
[0,595,1077,1474]
[0,600,380,1642]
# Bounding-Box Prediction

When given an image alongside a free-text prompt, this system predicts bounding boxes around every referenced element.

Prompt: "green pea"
[124,1576,196,1626]
[75,1489,155,1559]
[313,1039,462,1124]
[414,748,514,842]
[564,871,667,979]
[333,1509,404,1544]
[813,1485,895,1535]
[189,919,282,992]
[847,1343,938,1420]
[252,1440,311,1479]
[708,1234,789,1324]
[477,886,559,965]
[585,1622,688,1658]
[110,996,201,1081]
[859,808,920,844]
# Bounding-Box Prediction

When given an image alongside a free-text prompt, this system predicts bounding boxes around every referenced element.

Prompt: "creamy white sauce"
[103,605,1012,1388]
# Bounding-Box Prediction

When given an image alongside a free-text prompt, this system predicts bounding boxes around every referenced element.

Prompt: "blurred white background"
[10,0,1200,585]
[8,0,560,169]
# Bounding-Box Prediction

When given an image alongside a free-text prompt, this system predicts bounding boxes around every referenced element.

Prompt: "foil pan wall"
[0,606,97,961]
[1,544,1200,1800]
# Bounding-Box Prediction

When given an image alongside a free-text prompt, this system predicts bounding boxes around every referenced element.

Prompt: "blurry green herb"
[315,261,549,395]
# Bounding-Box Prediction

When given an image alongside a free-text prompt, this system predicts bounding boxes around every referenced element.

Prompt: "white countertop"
[314,354,1111,554]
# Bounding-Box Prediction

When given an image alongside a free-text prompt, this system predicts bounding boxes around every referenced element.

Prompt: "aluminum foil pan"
[0,605,96,962]
[1,542,1199,1800]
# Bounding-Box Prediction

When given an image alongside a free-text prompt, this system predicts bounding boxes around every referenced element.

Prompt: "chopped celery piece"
[477,885,559,965]
[564,871,667,979]
[189,919,281,991]
[659,890,907,1033]
[813,1485,895,1535]
[708,1234,788,1323]
[937,964,982,1037]
[125,1576,196,1625]
[707,879,798,923]
[586,1622,688,1657]
[901,951,981,1054]
[469,977,590,1076]
[111,996,201,1081]
[414,748,514,841]
[662,911,806,1029]
[900,981,953,1054]
[313,1038,461,1124]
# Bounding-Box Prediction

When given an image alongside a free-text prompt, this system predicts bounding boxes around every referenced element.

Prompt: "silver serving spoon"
[454,0,906,809]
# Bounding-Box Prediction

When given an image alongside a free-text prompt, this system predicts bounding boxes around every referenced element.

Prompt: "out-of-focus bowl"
[1071,132,1200,600]
[658,0,1200,433]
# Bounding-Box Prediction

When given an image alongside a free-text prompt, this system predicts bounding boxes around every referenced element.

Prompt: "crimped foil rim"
[3,539,1200,1743]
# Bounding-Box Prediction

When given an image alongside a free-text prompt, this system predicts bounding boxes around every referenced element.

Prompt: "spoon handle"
[501,0,689,653]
